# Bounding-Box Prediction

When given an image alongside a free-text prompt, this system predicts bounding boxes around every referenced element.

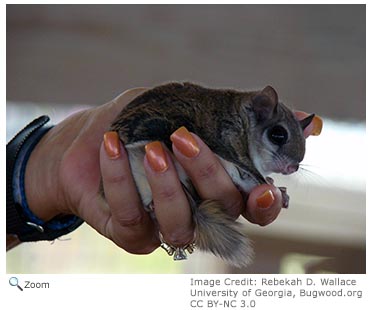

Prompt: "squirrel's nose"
[285,163,299,174]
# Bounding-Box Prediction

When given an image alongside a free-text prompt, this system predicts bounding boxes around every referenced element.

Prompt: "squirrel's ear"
[299,113,315,130]
[261,85,278,104]
[251,86,278,121]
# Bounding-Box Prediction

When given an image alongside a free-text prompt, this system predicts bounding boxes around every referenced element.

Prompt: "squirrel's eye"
[268,125,288,146]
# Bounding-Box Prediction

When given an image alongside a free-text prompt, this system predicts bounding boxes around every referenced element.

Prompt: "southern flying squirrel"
[105,82,314,267]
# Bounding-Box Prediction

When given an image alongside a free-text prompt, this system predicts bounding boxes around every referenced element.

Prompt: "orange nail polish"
[311,115,323,136]
[145,141,169,173]
[104,131,120,159]
[170,126,200,158]
[256,190,274,209]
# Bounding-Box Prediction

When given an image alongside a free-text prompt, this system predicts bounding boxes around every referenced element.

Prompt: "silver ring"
[159,232,196,261]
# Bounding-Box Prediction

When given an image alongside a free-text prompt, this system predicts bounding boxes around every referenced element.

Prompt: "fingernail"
[170,126,200,158]
[145,141,169,173]
[256,190,275,209]
[311,115,323,136]
[104,131,120,159]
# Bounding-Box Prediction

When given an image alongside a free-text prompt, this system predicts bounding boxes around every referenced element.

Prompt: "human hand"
[24,88,162,253]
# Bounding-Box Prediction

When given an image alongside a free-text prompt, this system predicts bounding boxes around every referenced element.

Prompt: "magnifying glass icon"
[9,277,23,291]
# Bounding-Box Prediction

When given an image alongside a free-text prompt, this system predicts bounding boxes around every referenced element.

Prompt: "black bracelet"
[7,115,84,242]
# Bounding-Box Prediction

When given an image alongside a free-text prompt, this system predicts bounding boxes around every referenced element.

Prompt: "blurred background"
[6,4,365,274]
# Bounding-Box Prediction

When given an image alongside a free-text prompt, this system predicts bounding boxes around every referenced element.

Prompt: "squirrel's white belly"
[125,141,258,210]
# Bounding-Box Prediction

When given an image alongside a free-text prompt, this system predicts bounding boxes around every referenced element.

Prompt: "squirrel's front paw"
[278,187,289,209]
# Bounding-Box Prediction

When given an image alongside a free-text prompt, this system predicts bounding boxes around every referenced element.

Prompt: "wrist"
[24,126,64,221]
[7,115,84,242]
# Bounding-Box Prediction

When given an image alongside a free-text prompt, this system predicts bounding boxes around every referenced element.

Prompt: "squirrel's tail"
[192,200,254,268]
